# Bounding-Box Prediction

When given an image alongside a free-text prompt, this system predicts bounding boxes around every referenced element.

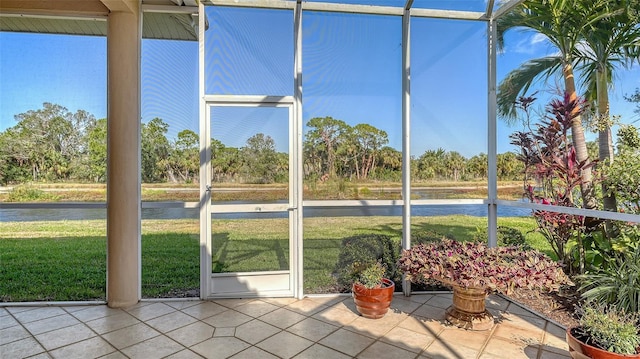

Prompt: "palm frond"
[497,56,563,121]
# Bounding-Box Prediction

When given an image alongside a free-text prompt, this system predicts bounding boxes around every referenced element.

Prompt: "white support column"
[487,19,498,248]
[106,3,142,308]
[401,3,412,297]
[293,0,304,299]
[198,2,212,299]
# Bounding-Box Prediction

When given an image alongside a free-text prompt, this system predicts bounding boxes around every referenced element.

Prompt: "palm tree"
[576,1,640,212]
[496,0,614,209]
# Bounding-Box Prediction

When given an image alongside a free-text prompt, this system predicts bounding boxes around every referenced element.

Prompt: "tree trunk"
[596,67,617,213]
[563,63,597,210]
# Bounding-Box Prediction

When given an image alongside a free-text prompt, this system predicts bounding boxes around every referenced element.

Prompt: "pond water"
[0,203,531,222]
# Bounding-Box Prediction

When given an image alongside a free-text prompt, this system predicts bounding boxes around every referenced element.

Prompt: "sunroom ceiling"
[0,0,200,41]
[0,0,524,40]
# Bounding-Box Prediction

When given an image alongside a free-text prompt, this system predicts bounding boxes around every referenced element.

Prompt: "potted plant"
[566,305,640,359]
[398,238,569,330]
[351,261,395,319]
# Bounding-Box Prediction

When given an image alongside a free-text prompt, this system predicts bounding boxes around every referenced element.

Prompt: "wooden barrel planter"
[566,327,640,359]
[445,286,494,331]
[352,278,395,319]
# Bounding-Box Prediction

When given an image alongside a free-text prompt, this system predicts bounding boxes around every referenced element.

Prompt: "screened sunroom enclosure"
[198,0,505,299]
[3,0,639,306]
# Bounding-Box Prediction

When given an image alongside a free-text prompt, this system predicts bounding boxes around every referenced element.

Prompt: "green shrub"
[7,184,59,202]
[353,261,386,289]
[578,233,640,313]
[473,226,530,249]
[333,234,400,291]
[576,305,640,355]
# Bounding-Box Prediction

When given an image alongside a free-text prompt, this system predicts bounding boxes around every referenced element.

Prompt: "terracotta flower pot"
[352,278,394,319]
[566,327,640,359]
[445,286,494,331]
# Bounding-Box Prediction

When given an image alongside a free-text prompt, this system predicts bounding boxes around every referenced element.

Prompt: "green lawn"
[0,216,547,302]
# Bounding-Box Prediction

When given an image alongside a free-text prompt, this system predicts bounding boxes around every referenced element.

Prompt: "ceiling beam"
[0,0,109,18]
[492,0,526,20]
[100,0,139,13]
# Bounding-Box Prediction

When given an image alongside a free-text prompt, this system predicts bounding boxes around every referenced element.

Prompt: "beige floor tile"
[233,300,280,318]
[0,337,46,358]
[293,344,352,359]
[319,328,375,357]
[230,346,280,359]
[99,351,129,359]
[437,327,490,351]
[213,327,236,337]
[257,331,314,358]
[26,353,53,359]
[329,297,358,313]
[203,310,252,328]
[426,295,454,309]
[121,335,184,359]
[413,304,447,320]
[166,321,215,347]
[381,326,434,353]
[164,300,201,311]
[101,322,161,349]
[499,312,546,332]
[0,324,31,345]
[285,298,328,316]
[259,307,307,329]
[543,323,570,355]
[345,312,405,338]
[486,295,510,311]
[22,313,81,335]
[0,314,19,330]
[234,319,280,345]
[493,322,544,344]
[358,341,417,359]
[260,297,300,307]
[506,301,542,318]
[35,323,96,351]
[6,306,37,314]
[70,306,122,322]
[145,310,198,333]
[306,295,348,307]
[85,311,141,334]
[539,349,571,358]
[286,317,339,342]
[313,306,359,326]
[422,339,480,359]
[190,337,251,359]
[164,349,206,359]
[482,336,538,358]
[126,302,176,322]
[180,301,227,320]
[397,315,444,337]
[406,294,436,304]
[12,307,67,324]
[390,296,423,314]
[49,336,116,359]
[212,298,256,309]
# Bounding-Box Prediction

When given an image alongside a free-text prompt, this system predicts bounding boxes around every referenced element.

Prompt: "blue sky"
[1,5,638,158]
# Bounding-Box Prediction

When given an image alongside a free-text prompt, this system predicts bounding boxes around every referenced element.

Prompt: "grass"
[0,216,547,302]
[0,181,526,202]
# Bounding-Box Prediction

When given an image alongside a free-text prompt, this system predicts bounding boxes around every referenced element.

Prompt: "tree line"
[0,103,527,186]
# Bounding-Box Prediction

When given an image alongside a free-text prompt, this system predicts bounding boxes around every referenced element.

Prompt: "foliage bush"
[473,226,530,249]
[578,226,640,314]
[353,261,387,289]
[398,238,569,294]
[510,94,599,275]
[333,234,401,291]
[575,304,640,355]
[7,184,59,202]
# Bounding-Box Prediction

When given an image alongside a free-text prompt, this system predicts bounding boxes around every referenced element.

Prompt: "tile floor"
[1,293,571,359]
